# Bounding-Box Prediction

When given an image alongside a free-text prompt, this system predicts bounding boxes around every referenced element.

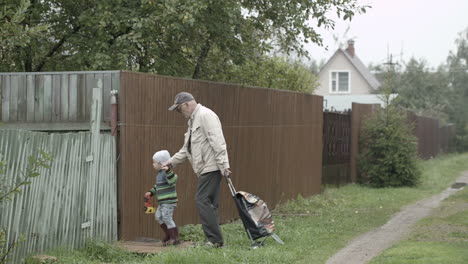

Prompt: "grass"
[370,177,468,264]
[25,153,468,264]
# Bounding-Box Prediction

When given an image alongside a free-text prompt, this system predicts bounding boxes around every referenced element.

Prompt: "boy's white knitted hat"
[152,150,170,164]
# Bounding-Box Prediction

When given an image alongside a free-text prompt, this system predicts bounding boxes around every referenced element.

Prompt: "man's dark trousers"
[196,170,223,244]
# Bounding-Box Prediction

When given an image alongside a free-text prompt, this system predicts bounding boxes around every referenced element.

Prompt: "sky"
[305,0,468,69]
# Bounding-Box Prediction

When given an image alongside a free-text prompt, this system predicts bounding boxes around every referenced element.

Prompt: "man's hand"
[222,168,232,176]
[161,161,172,170]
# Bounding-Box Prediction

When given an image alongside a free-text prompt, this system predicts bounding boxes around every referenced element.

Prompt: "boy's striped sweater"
[149,169,178,204]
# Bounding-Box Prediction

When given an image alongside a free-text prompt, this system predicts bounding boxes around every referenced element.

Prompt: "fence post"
[82,79,102,239]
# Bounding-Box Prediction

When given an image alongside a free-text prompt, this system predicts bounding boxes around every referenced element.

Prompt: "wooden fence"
[0,130,117,263]
[118,71,323,240]
[0,71,119,130]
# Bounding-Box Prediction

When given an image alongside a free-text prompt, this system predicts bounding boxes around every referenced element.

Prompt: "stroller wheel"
[250,241,263,249]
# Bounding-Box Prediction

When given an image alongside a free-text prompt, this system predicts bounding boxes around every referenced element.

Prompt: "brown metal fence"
[322,104,458,185]
[118,71,323,241]
[440,124,456,153]
[322,111,351,185]
[407,112,441,159]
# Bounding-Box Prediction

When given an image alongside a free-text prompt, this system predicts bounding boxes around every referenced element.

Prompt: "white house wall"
[315,52,373,96]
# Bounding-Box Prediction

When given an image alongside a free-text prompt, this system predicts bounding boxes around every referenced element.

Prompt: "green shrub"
[358,93,421,187]
[179,224,205,242]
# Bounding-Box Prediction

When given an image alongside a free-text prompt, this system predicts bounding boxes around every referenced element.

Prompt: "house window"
[330,71,350,93]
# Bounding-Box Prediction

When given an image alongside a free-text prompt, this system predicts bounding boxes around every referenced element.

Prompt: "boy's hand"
[161,165,169,171]
[145,192,152,198]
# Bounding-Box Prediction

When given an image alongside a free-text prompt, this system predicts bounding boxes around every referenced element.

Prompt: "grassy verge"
[26,153,468,264]
[370,178,468,264]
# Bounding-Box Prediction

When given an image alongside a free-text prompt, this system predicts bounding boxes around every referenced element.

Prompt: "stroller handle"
[224,174,237,196]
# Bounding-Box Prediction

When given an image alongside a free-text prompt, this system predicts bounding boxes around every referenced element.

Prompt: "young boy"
[145,150,180,246]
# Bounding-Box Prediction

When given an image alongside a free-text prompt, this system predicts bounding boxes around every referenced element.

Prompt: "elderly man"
[167,92,231,248]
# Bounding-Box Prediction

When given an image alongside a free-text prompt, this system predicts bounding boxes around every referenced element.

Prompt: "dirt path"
[326,171,468,264]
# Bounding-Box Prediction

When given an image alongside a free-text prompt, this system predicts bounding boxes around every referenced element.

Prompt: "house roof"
[319,49,381,90]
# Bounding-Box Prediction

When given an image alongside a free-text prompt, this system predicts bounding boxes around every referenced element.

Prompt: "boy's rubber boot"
[173,227,181,245]
[160,224,170,243]
[166,227,180,246]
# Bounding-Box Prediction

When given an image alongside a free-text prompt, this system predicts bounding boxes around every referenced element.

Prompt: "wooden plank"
[69,74,78,121]
[102,73,112,121]
[9,75,18,121]
[61,74,69,121]
[85,74,98,121]
[52,74,61,121]
[0,122,111,131]
[111,72,120,92]
[87,86,102,237]
[27,75,35,121]
[116,241,192,254]
[76,74,85,121]
[34,75,44,121]
[43,75,52,121]
[95,73,105,121]
[1,75,9,121]
[17,75,27,121]
[0,76,2,119]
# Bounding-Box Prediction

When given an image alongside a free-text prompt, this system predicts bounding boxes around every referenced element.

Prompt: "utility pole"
[382,46,399,93]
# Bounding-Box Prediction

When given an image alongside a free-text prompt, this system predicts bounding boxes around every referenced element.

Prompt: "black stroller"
[225,175,284,248]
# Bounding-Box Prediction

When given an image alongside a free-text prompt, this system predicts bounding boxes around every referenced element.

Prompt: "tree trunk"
[192,37,212,79]
[24,48,33,72]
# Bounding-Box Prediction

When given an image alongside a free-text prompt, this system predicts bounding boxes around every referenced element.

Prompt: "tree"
[358,72,421,188]
[308,58,326,75]
[446,28,468,151]
[393,58,450,121]
[2,0,368,82]
[0,0,48,72]
[212,56,319,93]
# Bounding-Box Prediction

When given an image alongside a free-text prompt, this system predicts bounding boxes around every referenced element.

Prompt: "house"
[315,40,390,111]
[316,39,380,96]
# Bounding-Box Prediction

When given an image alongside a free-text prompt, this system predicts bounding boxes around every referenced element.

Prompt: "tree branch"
[33,25,81,72]
[192,36,212,79]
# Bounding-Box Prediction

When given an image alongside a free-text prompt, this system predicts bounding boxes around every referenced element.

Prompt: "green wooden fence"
[0,130,117,263]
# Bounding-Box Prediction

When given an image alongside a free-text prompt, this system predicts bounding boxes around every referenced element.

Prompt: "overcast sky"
[305,0,468,69]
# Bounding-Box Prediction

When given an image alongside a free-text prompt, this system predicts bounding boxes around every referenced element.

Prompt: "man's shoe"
[203,241,224,248]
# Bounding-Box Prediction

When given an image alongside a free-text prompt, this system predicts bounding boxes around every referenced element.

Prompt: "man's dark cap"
[168,92,194,110]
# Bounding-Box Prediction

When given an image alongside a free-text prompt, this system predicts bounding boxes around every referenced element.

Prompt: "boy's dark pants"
[196,170,223,244]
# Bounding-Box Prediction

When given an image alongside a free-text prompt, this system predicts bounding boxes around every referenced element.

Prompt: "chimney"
[346,39,355,57]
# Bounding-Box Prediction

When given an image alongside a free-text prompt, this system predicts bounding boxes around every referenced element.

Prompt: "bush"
[179,224,205,242]
[358,93,421,188]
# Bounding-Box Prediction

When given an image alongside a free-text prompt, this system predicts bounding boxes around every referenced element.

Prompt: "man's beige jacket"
[170,104,230,176]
